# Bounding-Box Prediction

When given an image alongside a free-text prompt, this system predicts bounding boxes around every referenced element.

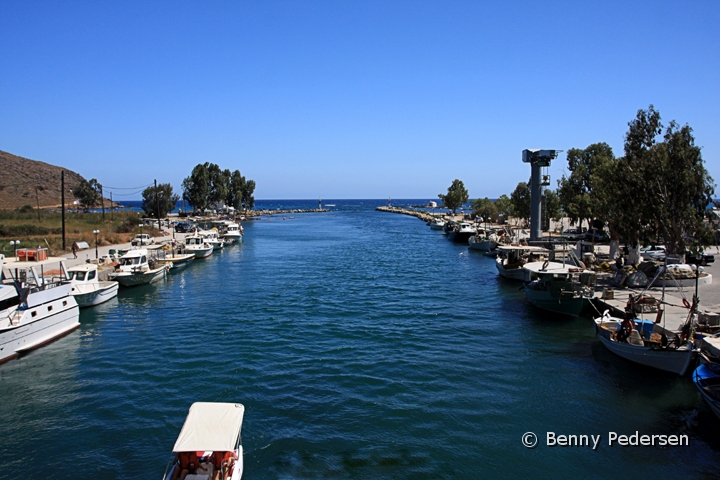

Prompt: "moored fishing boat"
[199,229,224,251]
[468,230,499,252]
[222,222,244,242]
[495,245,550,281]
[522,261,595,316]
[164,402,245,480]
[108,248,170,287]
[593,295,696,375]
[67,263,119,307]
[429,217,446,230]
[184,235,214,258]
[0,252,80,365]
[693,363,720,420]
[447,222,475,244]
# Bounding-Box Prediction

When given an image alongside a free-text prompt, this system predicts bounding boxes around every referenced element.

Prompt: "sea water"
[0,200,718,479]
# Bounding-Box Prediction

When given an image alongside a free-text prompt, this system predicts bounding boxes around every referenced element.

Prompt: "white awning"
[172,402,245,453]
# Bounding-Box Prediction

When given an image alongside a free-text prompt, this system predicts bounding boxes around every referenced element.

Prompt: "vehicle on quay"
[0,251,80,365]
[66,263,119,307]
[131,234,155,246]
[164,402,245,480]
[108,248,170,287]
[174,222,196,233]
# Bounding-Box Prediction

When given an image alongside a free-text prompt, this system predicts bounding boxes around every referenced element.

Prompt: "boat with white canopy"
[164,402,245,480]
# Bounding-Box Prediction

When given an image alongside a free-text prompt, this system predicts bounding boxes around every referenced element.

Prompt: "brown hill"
[0,149,88,210]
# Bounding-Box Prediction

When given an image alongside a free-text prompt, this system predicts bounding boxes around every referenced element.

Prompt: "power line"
[103,183,153,190]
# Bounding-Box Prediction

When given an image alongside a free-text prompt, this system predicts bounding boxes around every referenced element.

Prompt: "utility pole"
[100,184,105,221]
[35,186,41,222]
[61,171,66,250]
[110,191,114,221]
[154,179,161,230]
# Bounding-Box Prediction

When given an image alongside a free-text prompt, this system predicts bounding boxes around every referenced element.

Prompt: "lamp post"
[93,230,100,261]
[10,240,20,259]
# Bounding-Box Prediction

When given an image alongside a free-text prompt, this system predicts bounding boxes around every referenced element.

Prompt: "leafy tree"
[544,189,563,224]
[557,143,615,230]
[207,163,229,208]
[438,179,469,215]
[242,179,256,211]
[182,164,210,213]
[227,170,246,209]
[141,183,179,218]
[495,194,512,222]
[72,179,102,212]
[471,197,498,223]
[510,182,530,226]
[596,105,715,256]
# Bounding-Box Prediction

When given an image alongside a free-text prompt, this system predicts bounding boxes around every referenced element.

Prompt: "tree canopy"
[510,182,530,226]
[471,197,498,223]
[72,179,102,212]
[438,179,469,215]
[141,183,179,218]
[182,163,256,213]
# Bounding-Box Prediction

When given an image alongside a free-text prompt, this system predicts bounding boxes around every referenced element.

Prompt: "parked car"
[686,251,715,266]
[174,222,195,233]
[585,229,610,243]
[131,234,155,246]
[561,227,586,241]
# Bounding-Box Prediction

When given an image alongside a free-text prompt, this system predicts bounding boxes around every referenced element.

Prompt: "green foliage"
[557,143,615,229]
[595,105,715,254]
[141,183,179,218]
[114,216,142,234]
[0,224,61,236]
[471,197,498,222]
[438,179,469,215]
[242,179,256,210]
[544,189,563,223]
[182,164,210,213]
[510,182,530,225]
[183,163,256,213]
[227,170,246,209]
[494,195,511,218]
[72,179,102,212]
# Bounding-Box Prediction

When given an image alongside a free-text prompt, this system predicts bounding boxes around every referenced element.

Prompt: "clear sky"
[1,1,718,200]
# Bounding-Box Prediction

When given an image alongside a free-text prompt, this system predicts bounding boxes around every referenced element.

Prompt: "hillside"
[0,150,87,210]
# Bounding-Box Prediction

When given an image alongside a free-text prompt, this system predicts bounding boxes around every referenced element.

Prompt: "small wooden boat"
[693,363,720,420]
[522,261,595,317]
[164,402,245,480]
[108,249,170,287]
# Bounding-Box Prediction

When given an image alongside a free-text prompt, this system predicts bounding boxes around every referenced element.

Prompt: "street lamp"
[93,230,100,261]
[10,240,20,259]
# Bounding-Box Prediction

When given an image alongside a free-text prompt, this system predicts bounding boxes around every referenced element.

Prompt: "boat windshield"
[120,257,142,266]
[68,271,86,281]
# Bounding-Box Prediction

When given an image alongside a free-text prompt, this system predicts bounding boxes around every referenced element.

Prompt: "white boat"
[522,261,595,317]
[429,217,446,230]
[222,222,244,242]
[650,264,713,288]
[447,222,475,244]
[108,249,170,287]
[0,253,80,365]
[67,263,119,307]
[593,298,696,375]
[184,235,214,259]
[199,229,224,251]
[164,402,245,480]
[468,230,500,252]
[495,245,550,281]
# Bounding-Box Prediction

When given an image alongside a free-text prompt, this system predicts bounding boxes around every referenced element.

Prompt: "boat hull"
[110,267,168,287]
[71,281,119,307]
[694,364,720,420]
[595,319,695,375]
[496,260,527,281]
[524,286,587,317]
[0,299,80,364]
[468,238,497,251]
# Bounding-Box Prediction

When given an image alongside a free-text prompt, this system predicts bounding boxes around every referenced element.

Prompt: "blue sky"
[1,1,718,200]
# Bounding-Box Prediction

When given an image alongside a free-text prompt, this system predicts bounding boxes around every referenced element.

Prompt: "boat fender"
[683,298,691,309]
[541,260,549,271]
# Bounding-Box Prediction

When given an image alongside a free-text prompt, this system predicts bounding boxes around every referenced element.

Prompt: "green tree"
[438,179,469,215]
[182,164,210,213]
[242,179,256,211]
[596,105,715,256]
[227,170,246,209]
[471,197,498,223]
[510,182,530,226]
[141,183,179,218]
[207,163,229,208]
[544,189,563,224]
[495,194,511,223]
[72,179,102,212]
[557,143,615,230]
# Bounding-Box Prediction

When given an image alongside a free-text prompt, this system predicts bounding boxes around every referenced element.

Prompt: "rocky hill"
[0,149,87,210]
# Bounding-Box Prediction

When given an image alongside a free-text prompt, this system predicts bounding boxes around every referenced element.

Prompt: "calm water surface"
[1,200,719,479]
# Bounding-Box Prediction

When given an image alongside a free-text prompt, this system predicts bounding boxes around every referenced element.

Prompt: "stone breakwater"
[248,208,329,217]
[375,206,434,222]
